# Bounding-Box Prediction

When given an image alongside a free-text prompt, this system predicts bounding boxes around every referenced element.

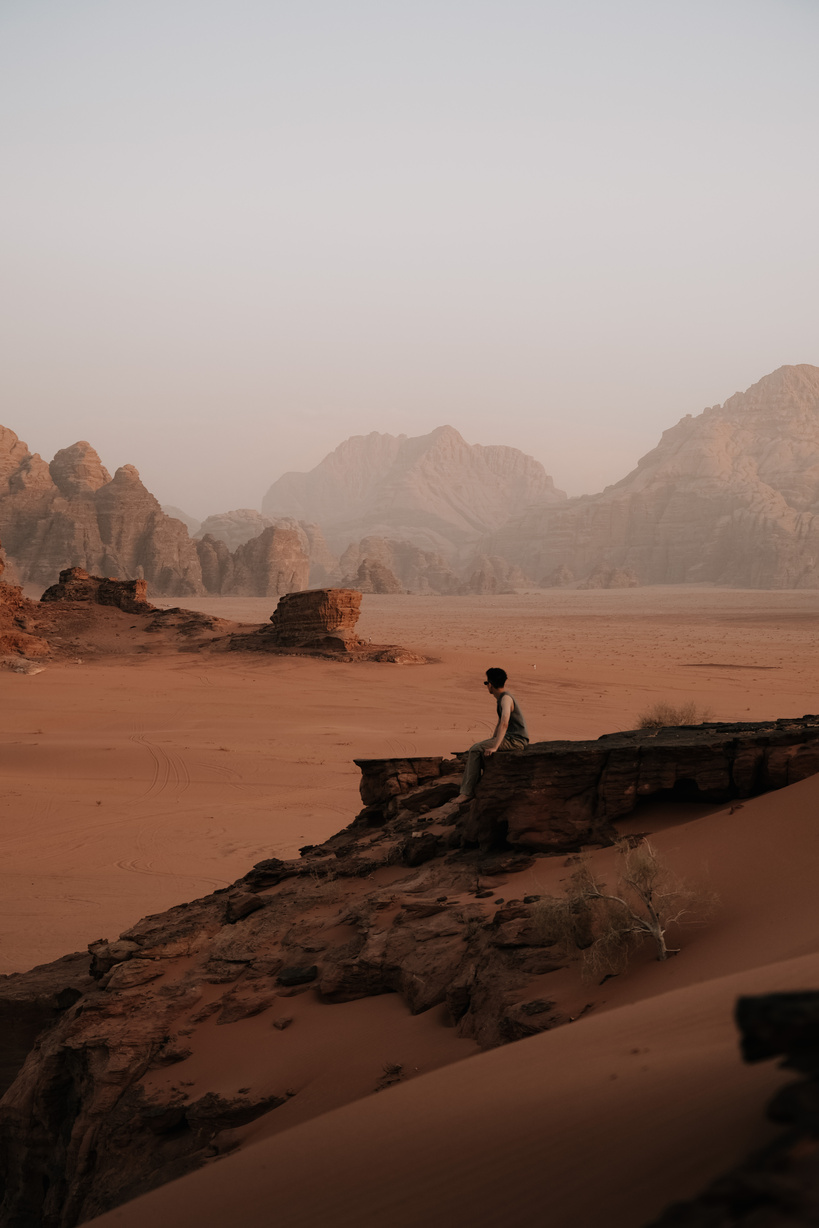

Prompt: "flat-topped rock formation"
[355,716,819,852]
[270,588,364,650]
[488,364,819,588]
[228,588,430,662]
[262,425,565,556]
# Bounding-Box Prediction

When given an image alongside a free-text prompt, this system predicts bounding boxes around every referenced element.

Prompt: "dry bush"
[636,700,712,730]
[533,840,714,981]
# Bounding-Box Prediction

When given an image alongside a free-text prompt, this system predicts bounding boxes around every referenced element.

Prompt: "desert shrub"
[636,700,712,730]
[534,840,713,981]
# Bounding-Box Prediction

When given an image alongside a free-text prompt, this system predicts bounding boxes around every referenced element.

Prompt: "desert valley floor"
[3,586,819,1227]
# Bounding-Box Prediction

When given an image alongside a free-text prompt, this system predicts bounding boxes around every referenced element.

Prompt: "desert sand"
[3,586,819,1226]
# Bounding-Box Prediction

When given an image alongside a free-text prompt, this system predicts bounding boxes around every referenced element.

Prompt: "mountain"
[487,364,819,588]
[261,425,566,555]
[0,429,309,599]
[0,430,204,596]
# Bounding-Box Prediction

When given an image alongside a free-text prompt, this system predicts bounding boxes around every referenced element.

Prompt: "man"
[454,667,529,803]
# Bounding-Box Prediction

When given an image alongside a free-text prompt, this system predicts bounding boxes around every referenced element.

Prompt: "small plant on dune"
[636,700,712,730]
[375,1061,404,1092]
[531,840,713,981]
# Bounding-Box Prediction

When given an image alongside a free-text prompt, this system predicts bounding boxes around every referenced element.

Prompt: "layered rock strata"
[356,716,819,852]
[269,587,364,650]
[40,567,156,614]
[229,588,431,662]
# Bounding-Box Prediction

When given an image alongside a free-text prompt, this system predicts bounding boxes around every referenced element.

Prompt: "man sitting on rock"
[455,667,529,803]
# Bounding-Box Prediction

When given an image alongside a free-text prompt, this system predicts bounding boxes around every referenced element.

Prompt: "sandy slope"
[90,770,819,1227]
[3,587,819,1223]
[2,588,815,975]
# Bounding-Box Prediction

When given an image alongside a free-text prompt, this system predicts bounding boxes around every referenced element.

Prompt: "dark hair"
[485,667,507,688]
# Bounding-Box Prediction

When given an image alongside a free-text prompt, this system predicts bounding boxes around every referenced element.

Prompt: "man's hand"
[484,745,498,756]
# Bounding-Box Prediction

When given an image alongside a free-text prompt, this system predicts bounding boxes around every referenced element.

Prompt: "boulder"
[268,588,365,650]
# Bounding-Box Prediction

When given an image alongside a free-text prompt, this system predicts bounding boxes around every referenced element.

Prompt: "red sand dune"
[90,770,819,1227]
[2,588,818,1225]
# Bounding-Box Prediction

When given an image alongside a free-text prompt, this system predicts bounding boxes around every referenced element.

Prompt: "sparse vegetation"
[531,840,713,981]
[636,700,712,730]
[375,1061,404,1092]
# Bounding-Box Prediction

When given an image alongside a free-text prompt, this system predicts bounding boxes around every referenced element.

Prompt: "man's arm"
[485,694,513,755]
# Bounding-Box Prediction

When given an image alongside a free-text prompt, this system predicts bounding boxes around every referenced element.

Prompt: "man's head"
[484,667,507,692]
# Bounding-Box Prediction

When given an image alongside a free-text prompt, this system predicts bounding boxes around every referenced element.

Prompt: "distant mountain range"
[2,364,819,594]
[262,424,565,556]
[487,364,819,588]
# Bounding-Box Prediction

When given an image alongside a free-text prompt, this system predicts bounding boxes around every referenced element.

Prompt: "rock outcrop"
[268,588,365,650]
[460,553,531,594]
[196,509,273,552]
[344,559,404,594]
[197,515,339,588]
[40,567,157,615]
[262,425,566,556]
[488,365,819,588]
[0,536,51,658]
[356,716,819,853]
[340,536,460,594]
[648,991,819,1226]
[226,525,309,598]
[227,589,431,662]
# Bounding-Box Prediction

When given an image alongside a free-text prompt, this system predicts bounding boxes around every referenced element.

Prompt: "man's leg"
[456,738,494,801]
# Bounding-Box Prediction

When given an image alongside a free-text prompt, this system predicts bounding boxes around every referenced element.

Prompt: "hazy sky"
[2,0,818,519]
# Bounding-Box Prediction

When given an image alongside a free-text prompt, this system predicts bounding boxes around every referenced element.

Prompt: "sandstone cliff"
[0,430,204,596]
[488,365,819,588]
[197,513,339,587]
[262,425,566,556]
[339,536,461,594]
[0,430,312,599]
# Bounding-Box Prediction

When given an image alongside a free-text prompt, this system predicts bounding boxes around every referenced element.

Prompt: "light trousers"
[459,735,528,798]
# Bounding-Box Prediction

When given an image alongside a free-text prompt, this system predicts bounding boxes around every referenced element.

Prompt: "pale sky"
[2,0,818,520]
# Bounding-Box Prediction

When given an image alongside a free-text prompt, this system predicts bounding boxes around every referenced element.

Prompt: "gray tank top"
[497,692,529,742]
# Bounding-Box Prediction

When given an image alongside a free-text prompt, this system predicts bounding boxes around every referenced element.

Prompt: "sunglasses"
[483,680,490,686]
